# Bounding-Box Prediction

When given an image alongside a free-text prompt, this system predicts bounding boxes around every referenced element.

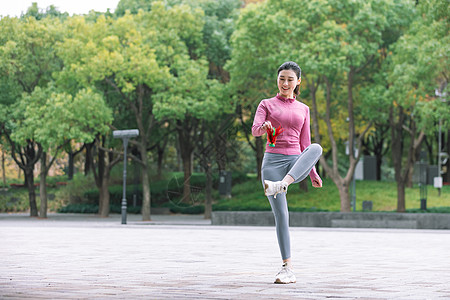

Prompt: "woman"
[252,61,323,284]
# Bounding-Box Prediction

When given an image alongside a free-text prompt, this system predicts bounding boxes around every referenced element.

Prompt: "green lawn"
[215,177,450,212]
[1,176,449,213]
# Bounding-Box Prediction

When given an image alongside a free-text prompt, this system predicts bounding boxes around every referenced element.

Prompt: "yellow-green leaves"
[388,0,449,133]
[10,87,112,149]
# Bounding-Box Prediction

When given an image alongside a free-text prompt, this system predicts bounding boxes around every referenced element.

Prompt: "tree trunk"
[316,75,357,213]
[176,119,197,204]
[390,105,407,212]
[337,182,351,212]
[376,155,382,181]
[68,150,75,180]
[141,162,151,221]
[85,142,94,176]
[39,152,48,218]
[255,136,264,181]
[25,168,38,217]
[204,163,213,219]
[7,140,43,217]
[92,137,122,218]
[215,132,227,171]
[99,150,115,217]
[445,129,450,183]
[407,145,421,188]
[136,134,151,221]
[175,138,183,172]
[157,146,164,180]
[98,169,110,217]
[96,144,107,216]
[181,151,192,203]
[396,180,406,212]
[305,75,321,144]
[390,102,425,212]
[1,149,6,190]
[406,165,414,188]
[299,179,308,193]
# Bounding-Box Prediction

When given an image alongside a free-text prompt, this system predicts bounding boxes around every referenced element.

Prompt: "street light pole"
[113,129,139,224]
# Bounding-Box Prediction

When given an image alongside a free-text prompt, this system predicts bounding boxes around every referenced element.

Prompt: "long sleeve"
[299,107,312,153]
[251,95,319,158]
[251,101,267,137]
[299,108,319,181]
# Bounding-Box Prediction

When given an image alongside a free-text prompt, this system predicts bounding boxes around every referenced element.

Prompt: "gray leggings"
[261,144,322,260]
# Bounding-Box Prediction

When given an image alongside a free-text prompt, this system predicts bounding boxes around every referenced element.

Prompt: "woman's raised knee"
[309,143,323,156]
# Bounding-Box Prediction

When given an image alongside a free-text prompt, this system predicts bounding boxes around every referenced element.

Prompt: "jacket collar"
[276,93,296,103]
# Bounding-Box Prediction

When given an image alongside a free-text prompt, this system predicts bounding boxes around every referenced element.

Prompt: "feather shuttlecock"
[266,126,284,147]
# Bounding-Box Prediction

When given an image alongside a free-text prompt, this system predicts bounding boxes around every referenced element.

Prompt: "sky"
[0,0,121,17]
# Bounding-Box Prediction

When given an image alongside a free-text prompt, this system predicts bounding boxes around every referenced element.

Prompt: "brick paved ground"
[1,213,449,299]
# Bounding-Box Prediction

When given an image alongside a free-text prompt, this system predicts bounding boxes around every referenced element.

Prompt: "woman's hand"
[312,177,322,188]
[261,121,273,132]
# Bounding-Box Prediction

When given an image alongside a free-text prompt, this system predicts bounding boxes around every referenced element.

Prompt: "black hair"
[277,61,302,96]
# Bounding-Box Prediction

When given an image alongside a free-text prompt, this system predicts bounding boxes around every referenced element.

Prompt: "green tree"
[0,16,63,216]
[228,0,413,211]
[226,1,284,181]
[153,58,230,203]
[56,2,210,218]
[115,0,181,16]
[298,0,416,212]
[387,0,449,211]
[56,12,168,220]
[12,87,112,218]
[115,0,240,212]
[21,2,69,20]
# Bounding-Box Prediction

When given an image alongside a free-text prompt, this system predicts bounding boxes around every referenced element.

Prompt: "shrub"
[57,203,143,214]
[55,173,96,205]
[404,207,450,213]
[80,171,249,206]
[0,189,29,212]
[58,203,99,214]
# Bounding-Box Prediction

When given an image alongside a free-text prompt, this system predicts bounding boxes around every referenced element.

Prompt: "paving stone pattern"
[1,213,449,299]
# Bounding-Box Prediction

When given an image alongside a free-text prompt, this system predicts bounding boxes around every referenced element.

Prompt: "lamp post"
[113,129,139,224]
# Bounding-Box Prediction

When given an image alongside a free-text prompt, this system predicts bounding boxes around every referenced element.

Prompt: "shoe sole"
[274,279,296,284]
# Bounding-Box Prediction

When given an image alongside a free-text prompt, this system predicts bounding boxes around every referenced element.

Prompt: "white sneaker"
[274,263,296,284]
[264,180,288,199]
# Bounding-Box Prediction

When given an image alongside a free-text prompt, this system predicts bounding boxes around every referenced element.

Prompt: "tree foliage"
[385,0,449,211]
[0,0,447,216]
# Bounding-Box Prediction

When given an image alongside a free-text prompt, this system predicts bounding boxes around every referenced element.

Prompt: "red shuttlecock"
[266,126,284,147]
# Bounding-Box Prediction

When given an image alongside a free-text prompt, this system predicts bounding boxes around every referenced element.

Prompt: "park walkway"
[1,213,449,299]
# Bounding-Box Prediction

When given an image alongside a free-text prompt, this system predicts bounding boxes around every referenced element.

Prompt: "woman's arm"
[300,107,321,184]
[251,101,269,137]
[299,106,312,152]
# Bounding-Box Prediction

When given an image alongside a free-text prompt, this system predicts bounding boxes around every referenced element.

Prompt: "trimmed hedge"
[403,207,450,213]
[58,203,142,214]
[57,203,203,214]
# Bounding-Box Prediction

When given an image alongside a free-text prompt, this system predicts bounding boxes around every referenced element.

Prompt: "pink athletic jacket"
[252,93,319,180]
